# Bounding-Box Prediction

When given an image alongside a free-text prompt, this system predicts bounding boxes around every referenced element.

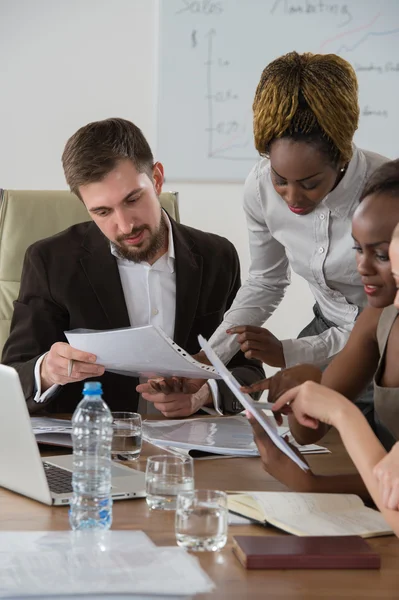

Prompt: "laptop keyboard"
[43,462,73,495]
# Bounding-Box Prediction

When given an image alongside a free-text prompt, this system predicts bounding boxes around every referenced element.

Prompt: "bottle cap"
[82,381,103,395]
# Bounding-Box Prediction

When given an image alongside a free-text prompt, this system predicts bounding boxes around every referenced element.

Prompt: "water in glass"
[175,490,228,551]
[145,455,194,510]
[111,412,142,461]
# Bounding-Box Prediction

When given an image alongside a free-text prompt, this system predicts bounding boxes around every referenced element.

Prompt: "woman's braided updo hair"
[253,51,359,165]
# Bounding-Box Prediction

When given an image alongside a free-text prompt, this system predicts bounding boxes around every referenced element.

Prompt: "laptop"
[0,364,146,505]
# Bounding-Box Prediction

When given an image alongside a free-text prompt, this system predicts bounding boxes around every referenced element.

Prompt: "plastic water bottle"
[69,381,113,530]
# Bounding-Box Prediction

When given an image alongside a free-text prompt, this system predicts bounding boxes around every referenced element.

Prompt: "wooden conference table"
[0,425,398,599]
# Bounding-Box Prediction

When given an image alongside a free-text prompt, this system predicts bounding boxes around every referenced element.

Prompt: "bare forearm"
[310,472,370,501]
[334,404,399,534]
[288,414,329,445]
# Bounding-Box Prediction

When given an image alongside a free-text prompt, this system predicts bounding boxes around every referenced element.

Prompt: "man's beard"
[113,213,168,263]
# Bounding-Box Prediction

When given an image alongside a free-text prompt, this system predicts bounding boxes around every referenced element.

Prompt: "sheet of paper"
[0,531,214,598]
[142,416,259,456]
[34,433,73,447]
[31,417,72,434]
[278,426,330,455]
[147,442,241,460]
[198,335,309,471]
[65,325,220,380]
[251,492,364,517]
[228,512,255,525]
[253,492,391,537]
[30,417,73,447]
[273,507,393,537]
[231,492,392,537]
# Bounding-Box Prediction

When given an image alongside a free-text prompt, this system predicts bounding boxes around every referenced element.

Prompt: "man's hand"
[373,442,399,511]
[41,342,105,391]
[136,377,212,418]
[241,364,322,402]
[227,325,285,367]
[247,414,316,492]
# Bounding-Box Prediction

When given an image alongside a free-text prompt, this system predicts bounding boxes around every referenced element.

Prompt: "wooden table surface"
[1,427,398,599]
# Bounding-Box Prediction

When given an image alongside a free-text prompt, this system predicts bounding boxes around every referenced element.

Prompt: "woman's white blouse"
[209,145,388,367]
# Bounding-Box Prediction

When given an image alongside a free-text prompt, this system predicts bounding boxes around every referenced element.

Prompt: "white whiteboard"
[157,0,399,181]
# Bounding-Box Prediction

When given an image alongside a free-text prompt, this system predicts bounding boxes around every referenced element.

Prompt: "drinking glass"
[145,455,194,510]
[175,489,228,551]
[111,412,142,461]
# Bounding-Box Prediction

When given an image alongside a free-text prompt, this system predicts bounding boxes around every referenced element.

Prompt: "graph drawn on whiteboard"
[157,0,399,182]
[204,28,255,164]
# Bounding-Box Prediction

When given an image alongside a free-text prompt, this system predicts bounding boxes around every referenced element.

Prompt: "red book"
[232,535,381,570]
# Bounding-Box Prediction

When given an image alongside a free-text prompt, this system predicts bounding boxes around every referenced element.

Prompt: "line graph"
[319,12,382,51]
[204,28,257,162]
[335,27,399,54]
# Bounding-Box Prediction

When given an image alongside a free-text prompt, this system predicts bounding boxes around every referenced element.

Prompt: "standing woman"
[207,51,388,416]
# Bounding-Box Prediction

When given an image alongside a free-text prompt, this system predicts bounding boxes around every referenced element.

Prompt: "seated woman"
[242,160,399,499]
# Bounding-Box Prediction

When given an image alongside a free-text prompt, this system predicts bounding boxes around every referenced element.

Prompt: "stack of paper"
[31,417,73,447]
[142,416,329,458]
[31,418,329,456]
[0,531,214,598]
[143,416,259,457]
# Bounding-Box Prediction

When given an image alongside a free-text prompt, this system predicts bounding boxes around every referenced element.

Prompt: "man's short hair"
[62,118,154,198]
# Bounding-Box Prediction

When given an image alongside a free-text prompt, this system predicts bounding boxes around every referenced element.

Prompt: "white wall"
[0,0,314,375]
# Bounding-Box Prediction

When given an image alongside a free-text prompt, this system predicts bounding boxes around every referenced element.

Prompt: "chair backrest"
[0,189,180,356]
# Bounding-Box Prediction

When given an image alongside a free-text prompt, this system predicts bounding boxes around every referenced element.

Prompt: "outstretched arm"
[248,414,372,501]
[273,381,399,536]
[243,306,381,444]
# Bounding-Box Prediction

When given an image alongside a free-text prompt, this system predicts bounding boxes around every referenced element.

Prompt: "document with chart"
[198,335,309,471]
[65,325,220,379]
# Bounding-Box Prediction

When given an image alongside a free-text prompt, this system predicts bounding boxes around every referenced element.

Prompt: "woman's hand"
[241,364,322,402]
[247,413,316,491]
[272,381,351,430]
[373,442,399,511]
[227,325,285,367]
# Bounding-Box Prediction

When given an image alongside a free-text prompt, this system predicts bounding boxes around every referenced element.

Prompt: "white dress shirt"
[34,214,221,412]
[113,215,176,340]
[209,146,389,368]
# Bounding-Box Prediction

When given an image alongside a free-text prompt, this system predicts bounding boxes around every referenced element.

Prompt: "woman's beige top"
[374,305,399,451]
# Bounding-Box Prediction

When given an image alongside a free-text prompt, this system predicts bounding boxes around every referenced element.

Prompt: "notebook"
[227,492,393,538]
[0,364,146,505]
[232,535,381,570]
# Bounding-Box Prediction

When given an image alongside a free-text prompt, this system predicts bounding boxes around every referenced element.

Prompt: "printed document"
[198,335,309,470]
[143,416,329,458]
[0,531,214,597]
[143,416,259,456]
[31,417,72,447]
[65,325,220,379]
